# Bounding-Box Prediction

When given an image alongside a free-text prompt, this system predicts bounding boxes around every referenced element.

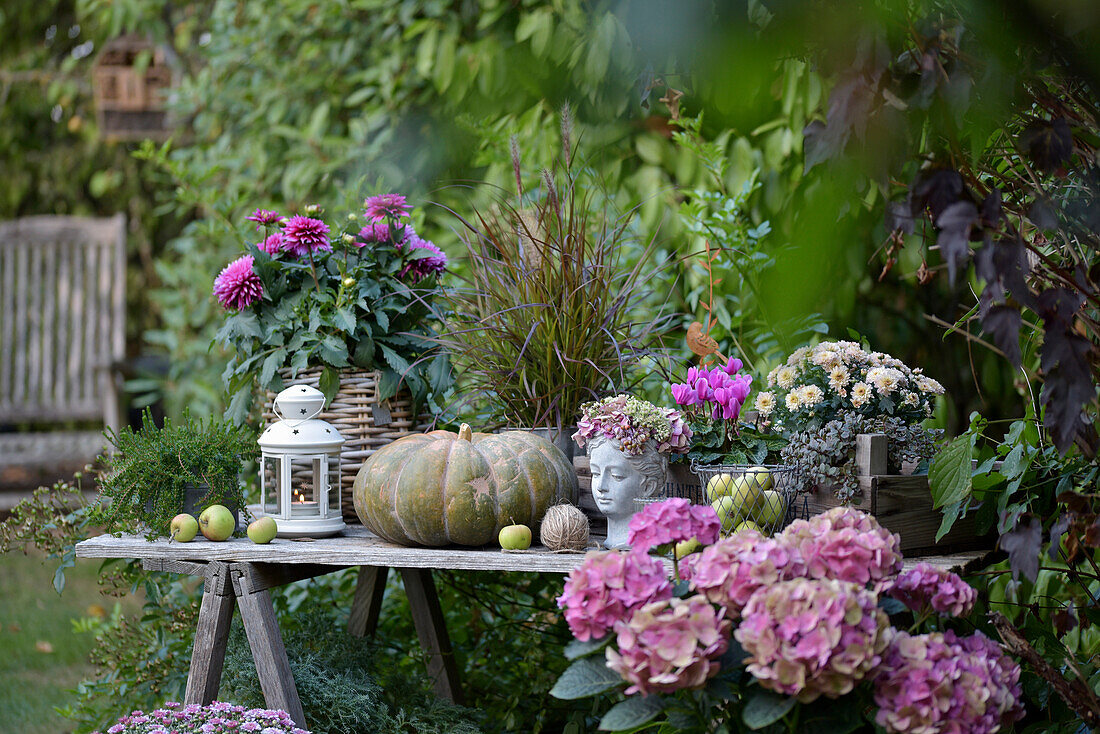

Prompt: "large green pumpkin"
[352,424,578,546]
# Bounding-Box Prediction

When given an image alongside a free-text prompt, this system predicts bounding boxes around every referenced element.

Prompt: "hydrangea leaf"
[564,635,610,661]
[742,689,797,730]
[598,695,663,731]
[549,658,621,700]
[929,434,972,509]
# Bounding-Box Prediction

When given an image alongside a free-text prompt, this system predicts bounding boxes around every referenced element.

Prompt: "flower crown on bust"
[574,394,692,456]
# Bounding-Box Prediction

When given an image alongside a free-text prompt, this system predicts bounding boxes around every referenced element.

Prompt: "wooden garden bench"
[0,214,126,492]
[74,527,988,730]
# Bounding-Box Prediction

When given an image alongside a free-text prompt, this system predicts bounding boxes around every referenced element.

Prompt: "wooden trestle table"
[75,526,987,730]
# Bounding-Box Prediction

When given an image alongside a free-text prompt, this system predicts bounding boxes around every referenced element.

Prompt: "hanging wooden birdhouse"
[91,35,175,141]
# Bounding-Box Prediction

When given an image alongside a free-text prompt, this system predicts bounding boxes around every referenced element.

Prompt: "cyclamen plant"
[95,701,308,734]
[551,501,1023,733]
[214,195,451,425]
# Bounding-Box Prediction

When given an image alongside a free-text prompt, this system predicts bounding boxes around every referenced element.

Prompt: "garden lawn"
[0,552,136,734]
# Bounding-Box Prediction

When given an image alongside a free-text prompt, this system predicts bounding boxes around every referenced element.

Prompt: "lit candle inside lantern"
[291,489,318,517]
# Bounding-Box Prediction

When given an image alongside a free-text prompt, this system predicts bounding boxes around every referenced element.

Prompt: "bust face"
[589,440,644,520]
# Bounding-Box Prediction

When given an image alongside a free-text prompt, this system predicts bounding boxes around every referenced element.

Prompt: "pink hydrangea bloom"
[735,577,889,702]
[213,255,263,311]
[605,594,730,696]
[686,532,805,618]
[778,506,902,589]
[363,193,411,221]
[280,216,332,257]
[557,550,673,641]
[885,562,977,617]
[574,394,691,456]
[258,233,285,255]
[626,497,721,553]
[246,208,286,229]
[874,630,1024,734]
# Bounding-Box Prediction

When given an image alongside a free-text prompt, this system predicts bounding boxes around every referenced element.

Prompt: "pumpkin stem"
[458,423,473,442]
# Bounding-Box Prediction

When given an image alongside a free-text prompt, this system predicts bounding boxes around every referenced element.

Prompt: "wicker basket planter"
[263,369,421,523]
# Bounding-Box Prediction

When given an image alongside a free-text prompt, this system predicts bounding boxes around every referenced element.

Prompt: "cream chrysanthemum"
[917,376,945,395]
[785,391,803,411]
[796,384,824,407]
[850,382,872,408]
[776,366,798,390]
[828,366,850,391]
[755,391,777,416]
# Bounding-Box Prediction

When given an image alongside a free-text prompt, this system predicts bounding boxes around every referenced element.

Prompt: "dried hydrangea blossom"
[626,497,721,554]
[557,549,672,641]
[885,562,977,617]
[605,594,730,696]
[874,630,1024,734]
[735,577,889,702]
[685,532,805,619]
[574,394,691,456]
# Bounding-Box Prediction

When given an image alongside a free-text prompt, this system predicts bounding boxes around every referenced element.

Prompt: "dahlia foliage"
[553,502,1023,733]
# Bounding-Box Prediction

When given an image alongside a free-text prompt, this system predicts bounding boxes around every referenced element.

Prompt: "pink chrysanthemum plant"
[550,504,1024,734]
[95,701,309,734]
[214,197,451,424]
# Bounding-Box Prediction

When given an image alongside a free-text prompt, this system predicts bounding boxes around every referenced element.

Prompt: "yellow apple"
[734,519,765,535]
[755,490,787,529]
[743,466,774,492]
[705,472,736,502]
[712,496,739,534]
[673,537,702,559]
[498,524,532,550]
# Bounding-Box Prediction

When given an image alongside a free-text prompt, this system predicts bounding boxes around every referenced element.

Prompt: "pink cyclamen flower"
[874,630,1024,734]
[363,193,411,221]
[557,550,673,641]
[605,594,730,696]
[258,233,284,255]
[778,506,902,589]
[399,236,447,281]
[626,497,721,553]
[670,382,698,406]
[736,577,889,702]
[246,208,286,229]
[722,356,744,375]
[686,532,805,618]
[213,255,263,311]
[886,562,977,617]
[281,216,332,257]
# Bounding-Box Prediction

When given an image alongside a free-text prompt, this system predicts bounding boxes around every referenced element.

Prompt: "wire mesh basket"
[688,460,800,536]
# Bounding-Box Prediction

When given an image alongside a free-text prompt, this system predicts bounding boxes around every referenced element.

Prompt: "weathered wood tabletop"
[75,527,990,729]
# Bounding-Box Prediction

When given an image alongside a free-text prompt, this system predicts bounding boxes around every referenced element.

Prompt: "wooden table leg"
[348,566,389,638]
[398,567,463,705]
[184,561,234,706]
[232,564,307,729]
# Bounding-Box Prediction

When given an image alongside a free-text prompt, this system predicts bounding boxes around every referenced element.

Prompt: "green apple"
[247,516,278,544]
[712,496,739,534]
[673,537,702,559]
[706,473,736,502]
[498,524,532,550]
[169,513,198,543]
[198,504,236,542]
[755,490,787,529]
[734,519,765,535]
[743,466,774,493]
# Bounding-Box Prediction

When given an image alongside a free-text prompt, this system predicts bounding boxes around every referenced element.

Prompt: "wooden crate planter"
[574,434,987,555]
[263,369,421,524]
[92,35,175,141]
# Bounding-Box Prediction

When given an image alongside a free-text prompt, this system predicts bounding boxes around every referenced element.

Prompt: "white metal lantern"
[257,385,346,538]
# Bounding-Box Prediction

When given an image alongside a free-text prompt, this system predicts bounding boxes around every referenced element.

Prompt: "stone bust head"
[588,434,668,549]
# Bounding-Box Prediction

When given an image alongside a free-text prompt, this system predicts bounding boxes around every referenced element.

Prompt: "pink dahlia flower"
[605,594,730,696]
[686,532,805,618]
[778,507,902,589]
[874,630,1024,734]
[357,222,391,244]
[885,562,977,617]
[363,193,411,221]
[735,577,889,702]
[213,255,263,311]
[281,216,332,257]
[626,497,721,554]
[399,236,447,281]
[258,233,285,255]
[246,208,286,229]
[557,550,672,641]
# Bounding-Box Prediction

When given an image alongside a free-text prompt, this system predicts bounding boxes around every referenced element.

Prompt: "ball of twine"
[540,503,590,552]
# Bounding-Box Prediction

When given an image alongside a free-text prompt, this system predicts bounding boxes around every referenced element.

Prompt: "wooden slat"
[231,562,342,594]
[68,240,85,410]
[12,244,28,406]
[54,241,71,407]
[185,562,235,706]
[27,243,44,406]
[0,244,13,411]
[83,242,100,402]
[348,565,389,638]
[232,565,307,729]
[108,214,126,434]
[855,434,887,476]
[400,567,463,704]
[40,241,57,409]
